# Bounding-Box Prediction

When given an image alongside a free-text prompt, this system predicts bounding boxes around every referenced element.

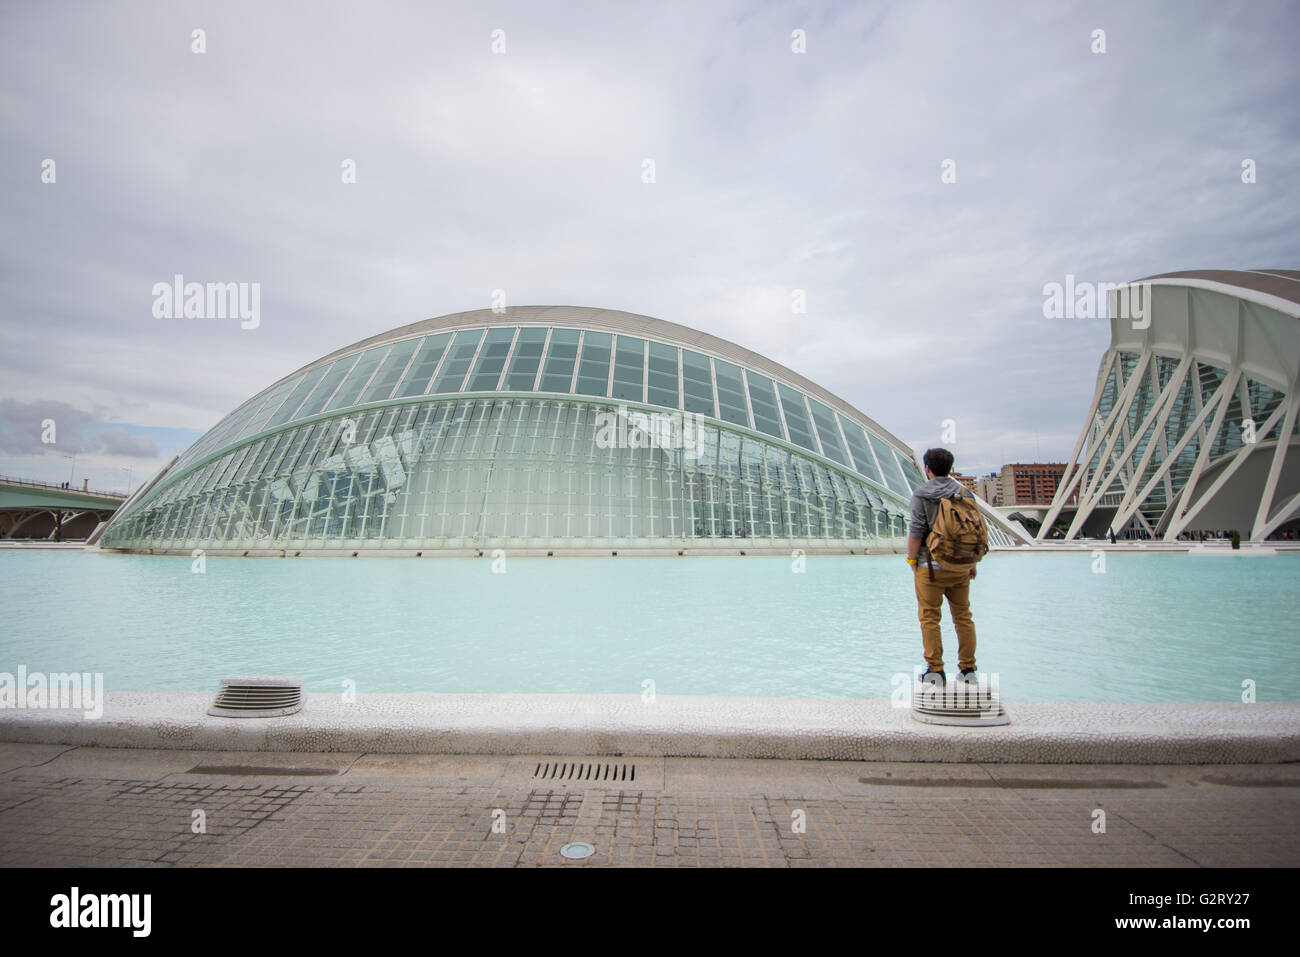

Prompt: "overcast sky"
[2,0,1298,494]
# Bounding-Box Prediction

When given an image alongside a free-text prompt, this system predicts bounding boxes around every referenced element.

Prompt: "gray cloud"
[0,399,98,456]
[0,399,159,458]
[96,425,161,458]
[1,0,1297,483]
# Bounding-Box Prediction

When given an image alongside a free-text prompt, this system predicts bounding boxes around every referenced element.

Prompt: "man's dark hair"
[923,448,954,477]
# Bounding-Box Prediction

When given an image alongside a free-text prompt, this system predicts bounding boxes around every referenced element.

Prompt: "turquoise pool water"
[0,550,1296,701]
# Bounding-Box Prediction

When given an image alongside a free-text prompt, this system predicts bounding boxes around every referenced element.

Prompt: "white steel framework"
[1040,270,1300,542]
[102,306,1029,554]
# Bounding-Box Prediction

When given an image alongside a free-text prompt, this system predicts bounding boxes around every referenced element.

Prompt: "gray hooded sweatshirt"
[908,475,969,570]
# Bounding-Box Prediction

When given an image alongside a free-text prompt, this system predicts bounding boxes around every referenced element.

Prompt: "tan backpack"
[924,492,988,578]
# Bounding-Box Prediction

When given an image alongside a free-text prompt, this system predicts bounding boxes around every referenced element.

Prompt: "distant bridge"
[0,476,127,541]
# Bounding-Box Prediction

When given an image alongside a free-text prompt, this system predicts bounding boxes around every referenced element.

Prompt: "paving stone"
[0,749,1297,866]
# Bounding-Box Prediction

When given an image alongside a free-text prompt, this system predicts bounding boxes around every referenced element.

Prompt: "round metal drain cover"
[560,842,595,860]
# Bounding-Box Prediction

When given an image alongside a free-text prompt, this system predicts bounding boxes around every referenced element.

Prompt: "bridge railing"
[0,474,128,499]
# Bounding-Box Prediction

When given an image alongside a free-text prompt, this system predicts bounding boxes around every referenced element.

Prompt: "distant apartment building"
[974,474,1003,505]
[951,471,978,494]
[998,463,1074,506]
[971,463,1075,507]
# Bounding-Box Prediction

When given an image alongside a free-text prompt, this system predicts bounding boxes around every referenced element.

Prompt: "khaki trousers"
[914,565,976,672]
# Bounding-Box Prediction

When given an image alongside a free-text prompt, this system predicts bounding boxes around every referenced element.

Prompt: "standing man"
[906,448,979,689]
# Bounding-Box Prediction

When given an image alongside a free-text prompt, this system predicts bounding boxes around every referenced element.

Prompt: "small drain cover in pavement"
[534,761,634,782]
[560,842,595,860]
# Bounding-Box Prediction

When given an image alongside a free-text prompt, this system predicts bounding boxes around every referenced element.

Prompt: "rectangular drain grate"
[534,760,635,782]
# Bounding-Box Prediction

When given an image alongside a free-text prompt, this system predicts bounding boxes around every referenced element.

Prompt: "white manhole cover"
[560,842,595,860]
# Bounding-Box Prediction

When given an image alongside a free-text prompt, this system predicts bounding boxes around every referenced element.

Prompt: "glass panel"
[325,345,390,412]
[838,414,882,485]
[713,359,750,428]
[232,378,301,440]
[646,341,679,409]
[168,407,242,474]
[295,354,360,419]
[681,350,715,416]
[502,327,547,391]
[574,331,612,397]
[899,455,925,490]
[610,336,645,402]
[430,329,485,393]
[250,432,287,479]
[538,328,580,393]
[465,327,516,391]
[867,431,910,495]
[745,372,784,439]
[807,398,850,467]
[394,333,452,398]
[103,393,922,551]
[777,384,817,452]
[266,365,329,429]
[359,337,421,405]
[232,437,267,484]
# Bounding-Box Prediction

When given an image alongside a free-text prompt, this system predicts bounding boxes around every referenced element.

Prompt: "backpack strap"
[922,502,935,582]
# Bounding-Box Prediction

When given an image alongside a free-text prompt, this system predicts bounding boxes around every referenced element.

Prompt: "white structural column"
[1062,348,1154,539]
[1251,392,1299,540]
[1114,362,1236,535]
[1156,365,1242,534]
[1071,348,1189,535]
[1039,351,1117,536]
[1164,384,1286,539]
[1106,354,1194,534]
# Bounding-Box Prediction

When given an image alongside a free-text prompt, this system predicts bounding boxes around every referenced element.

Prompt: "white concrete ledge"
[1,693,1297,763]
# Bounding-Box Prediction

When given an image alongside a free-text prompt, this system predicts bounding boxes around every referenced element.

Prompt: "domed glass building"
[101,306,1022,554]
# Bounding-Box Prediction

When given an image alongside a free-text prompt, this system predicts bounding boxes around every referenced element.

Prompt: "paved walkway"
[1,744,1296,867]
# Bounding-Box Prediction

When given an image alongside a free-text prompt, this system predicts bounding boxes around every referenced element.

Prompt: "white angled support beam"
[1258,488,1300,541]
[1165,376,1289,540]
[1059,351,1144,538]
[1251,393,1299,540]
[1099,355,1193,532]
[1065,349,1154,538]
[1166,367,1241,533]
[1039,350,1118,538]
[1117,368,1238,537]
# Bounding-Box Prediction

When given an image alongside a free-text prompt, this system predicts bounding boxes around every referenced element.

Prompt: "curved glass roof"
[164,309,925,497]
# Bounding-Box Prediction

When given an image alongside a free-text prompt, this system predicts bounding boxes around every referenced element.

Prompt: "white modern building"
[1040,270,1300,542]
